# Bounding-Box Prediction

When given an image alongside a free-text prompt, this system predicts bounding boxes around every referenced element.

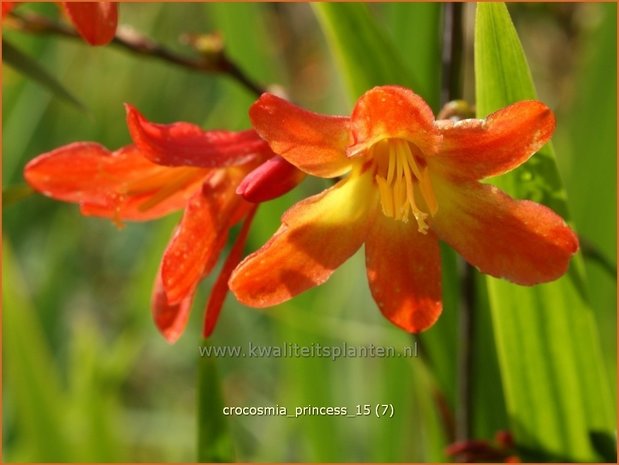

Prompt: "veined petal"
[236,155,305,203]
[24,142,205,221]
[433,101,556,180]
[152,271,194,343]
[63,2,117,46]
[230,169,377,307]
[249,93,352,178]
[365,213,442,333]
[349,86,439,158]
[431,180,579,285]
[126,104,271,168]
[162,173,252,305]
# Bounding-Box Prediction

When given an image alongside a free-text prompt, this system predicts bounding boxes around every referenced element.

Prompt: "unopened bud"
[237,155,305,203]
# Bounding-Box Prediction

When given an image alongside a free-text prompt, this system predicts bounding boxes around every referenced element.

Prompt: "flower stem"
[7,10,267,97]
[440,3,464,106]
[440,2,474,447]
[197,339,235,462]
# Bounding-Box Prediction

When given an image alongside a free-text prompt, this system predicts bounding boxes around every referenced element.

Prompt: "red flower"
[229,85,578,333]
[3,2,117,46]
[25,105,280,342]
[62,2,118,46]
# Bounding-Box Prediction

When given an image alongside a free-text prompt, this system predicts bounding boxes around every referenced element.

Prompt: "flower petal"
[349,85,439,157]
[433,101,556,180]
[203,205,258,338]
[249,93,352,178]
[2,2,16,17]
[431,180,579,285]
[63,2,117,46]
[236,155,305,203]
[365,213,442,333]
[162,173,251,305]
[152,271,194,344]
[125,104,271,168]
[230,170,377,307]
[24,142,205,221]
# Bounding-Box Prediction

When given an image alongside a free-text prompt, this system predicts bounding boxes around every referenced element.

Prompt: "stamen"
[374,139,437,233]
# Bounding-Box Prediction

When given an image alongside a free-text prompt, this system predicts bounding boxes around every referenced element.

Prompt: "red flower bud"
[236,155,305,203]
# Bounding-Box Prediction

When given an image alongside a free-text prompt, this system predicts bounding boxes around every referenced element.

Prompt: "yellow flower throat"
[373,139,438,233]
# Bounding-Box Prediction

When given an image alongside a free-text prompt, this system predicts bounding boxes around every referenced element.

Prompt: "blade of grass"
[312,3,420,102]
[475,3,614,460]
[381,3,442,111]
[3,39,85,110]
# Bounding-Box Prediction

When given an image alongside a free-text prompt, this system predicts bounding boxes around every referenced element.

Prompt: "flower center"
[372,139,437,233]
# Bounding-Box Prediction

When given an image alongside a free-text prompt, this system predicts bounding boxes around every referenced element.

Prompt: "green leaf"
[312,3,420,102]
[475,3,614,461]
[556,3,617,382]
[197,340,235,462]
[381,3,442,111]
[3,39,85,110]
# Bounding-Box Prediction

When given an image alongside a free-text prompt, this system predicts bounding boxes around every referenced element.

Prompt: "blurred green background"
[2,3,616,462]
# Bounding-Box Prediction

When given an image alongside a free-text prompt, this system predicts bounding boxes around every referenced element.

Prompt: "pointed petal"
[365,214,442,333]
[162,175,251,304]
[431,180,579,285]
[152,271,193,343]
[24,142,205,221]
[230,170,376,307]
[63,2,117,46]
[203,205,258,338]
[236,155,305,203]
[433,101,556,180]
[249,93,352,178]
[125,104,270,168]
[349,86,439,157]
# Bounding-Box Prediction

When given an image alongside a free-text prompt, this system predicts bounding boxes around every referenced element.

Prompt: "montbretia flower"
[62,2,118,46]
[24,105,293,342]
[230,85,578,333]
[3,2,117,46]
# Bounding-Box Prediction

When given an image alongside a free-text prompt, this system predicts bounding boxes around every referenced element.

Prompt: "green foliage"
[312,3,420,103]
[2,3,615,463]
[475,3,615,461]
[3,39,85,110]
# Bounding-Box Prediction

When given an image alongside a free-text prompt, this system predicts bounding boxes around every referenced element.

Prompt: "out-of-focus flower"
[2,2,17,18]
[3,2,118,46]
[24,105,301,342]
[230,85,578,333]
[62,2,118,46]
[446,430,520,462]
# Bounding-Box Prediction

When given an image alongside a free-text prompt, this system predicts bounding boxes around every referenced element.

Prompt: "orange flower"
[230,85,579,333]
[25,105,280,342]
[3,2,117,46]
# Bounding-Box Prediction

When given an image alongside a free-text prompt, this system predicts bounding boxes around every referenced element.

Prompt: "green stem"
[8,10,266,97]
[440,2,473,446]
[197,339,235,462]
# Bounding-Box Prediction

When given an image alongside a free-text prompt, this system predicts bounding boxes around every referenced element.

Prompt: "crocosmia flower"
[3,2,117,46]
[229,85,578,333]
[62,2,118,46]
[25,105,281,342]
